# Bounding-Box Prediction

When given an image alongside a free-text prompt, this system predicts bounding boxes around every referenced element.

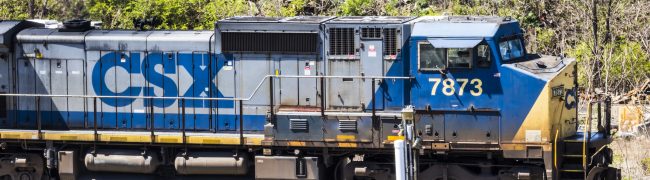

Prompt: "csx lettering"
[429,78,483,96]
[92,52,233,108]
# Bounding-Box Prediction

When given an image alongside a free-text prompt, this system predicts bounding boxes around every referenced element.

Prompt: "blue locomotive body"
[0,16,617,180]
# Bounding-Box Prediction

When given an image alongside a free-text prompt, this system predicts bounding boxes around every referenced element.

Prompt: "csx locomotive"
[0,16,618,179]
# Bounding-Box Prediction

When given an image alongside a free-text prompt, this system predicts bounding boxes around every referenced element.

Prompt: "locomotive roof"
[411,16,517,38]
[219,16,334,24]
[327,16,415,24]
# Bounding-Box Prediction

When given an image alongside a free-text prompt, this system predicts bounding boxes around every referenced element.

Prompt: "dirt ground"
[610,134,650,179]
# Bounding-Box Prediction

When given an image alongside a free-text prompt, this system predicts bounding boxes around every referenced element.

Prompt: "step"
[562,154,584,158]
[560,169,584,173]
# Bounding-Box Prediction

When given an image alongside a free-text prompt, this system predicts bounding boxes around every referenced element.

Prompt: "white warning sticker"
[368,45,377,57]
[39,70,47,75]
[304,66,311,76]
[525,130,542,142]
[55,70,63,74]
[71,71,80,75]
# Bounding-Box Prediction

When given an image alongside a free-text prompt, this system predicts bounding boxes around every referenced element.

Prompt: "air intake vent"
[329,28,355,55]
[383,28,398,56]
[338,119,357,132]
[361,28,382,39]
[290,119,309,131]
[221,32,318,53]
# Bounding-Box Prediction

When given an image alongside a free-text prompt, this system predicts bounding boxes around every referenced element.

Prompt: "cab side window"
[476,44,491,68]
[419,42,446,70]
[447,48,472,68]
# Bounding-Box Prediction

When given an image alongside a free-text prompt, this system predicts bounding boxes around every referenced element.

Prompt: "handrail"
[0,74,412,147]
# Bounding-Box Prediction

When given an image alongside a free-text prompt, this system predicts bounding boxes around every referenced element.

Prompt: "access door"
[360,39,384,110]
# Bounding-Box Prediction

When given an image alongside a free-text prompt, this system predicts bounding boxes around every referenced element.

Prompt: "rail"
[0,75,412,146]
[582,96,612,178]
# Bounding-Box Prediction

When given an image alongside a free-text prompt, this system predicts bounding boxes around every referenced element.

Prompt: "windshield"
[499,38,524,61]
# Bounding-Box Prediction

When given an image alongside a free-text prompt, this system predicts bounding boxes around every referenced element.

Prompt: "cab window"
[476,44,491,67]
[418,42,446,70]
[447,48,472,68]
[499,38,524,61]
[418,41,493,71]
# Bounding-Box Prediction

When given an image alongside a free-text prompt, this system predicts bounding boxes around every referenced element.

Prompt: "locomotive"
[0,16,618,179]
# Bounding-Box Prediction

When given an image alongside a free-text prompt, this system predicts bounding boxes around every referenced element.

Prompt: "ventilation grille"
[383,28,398,56]
[329,28,355,55]
[290,119,308,131]
[221,32,318,53]
[338,119,357,131]
[361,28,382,39]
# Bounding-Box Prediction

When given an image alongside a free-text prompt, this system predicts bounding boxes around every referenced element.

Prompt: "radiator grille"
[361,28,382,39]
[290,119,309,131]
[338,119,357,131]
[221,32,318,53]
[383,28,398,56]
[329,28,355,55]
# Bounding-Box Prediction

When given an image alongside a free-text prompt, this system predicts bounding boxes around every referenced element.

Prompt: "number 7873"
[428,78,483,96]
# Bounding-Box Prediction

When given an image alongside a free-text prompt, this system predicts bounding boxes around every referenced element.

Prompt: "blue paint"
[7,110,265,131]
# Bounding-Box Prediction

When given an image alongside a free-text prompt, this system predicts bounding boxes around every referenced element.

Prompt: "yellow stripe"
[287,141,306,146]
[387,135,404,141]
[0,131,262,146]
[336,135,356,141]
[100,134,152,143]
[338,143,357,148]
[1,132,39,140]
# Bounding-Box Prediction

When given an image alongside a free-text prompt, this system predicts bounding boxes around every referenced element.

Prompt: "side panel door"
[360,40,384,110]
[191,52,211,131]
[115,51,133,129]
[298,59,318,107]
[67,59,85,129]
[279,58,298,106]
[17,58,36,129]
[130,52,147,129]
[328,59,361,110]
[163,52,179,130]
[100,51,117,129]
[34,59,52,128]
[216,55,236,131]
[50,59,67,129]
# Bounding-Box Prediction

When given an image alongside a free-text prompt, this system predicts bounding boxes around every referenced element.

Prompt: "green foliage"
[642,157,650,175]
[340,0,374,16]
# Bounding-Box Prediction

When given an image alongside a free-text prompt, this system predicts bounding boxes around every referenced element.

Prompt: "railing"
[583,96,612,177]
[0,75,411,146]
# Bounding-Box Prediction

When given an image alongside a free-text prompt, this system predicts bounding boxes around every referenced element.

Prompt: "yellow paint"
[512,60,577,144]
[246,137,263,145]
[43,134,94,141]
[100,134,152,143]
[387,135,404,141]
[287,141,306,146]
[156,136,181,143]
[0,132,39,140]
[338,143,357,148]
[187,136,240,145]
[336,135,356,141]
[0,131,263,146]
